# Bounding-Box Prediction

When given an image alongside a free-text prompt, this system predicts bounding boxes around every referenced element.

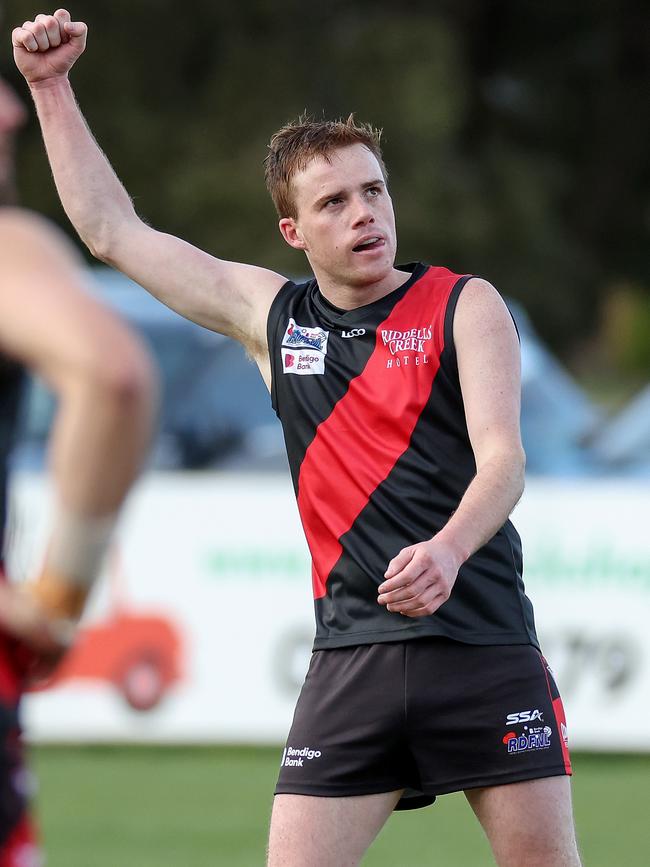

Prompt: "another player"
[12,10,581,866]
[0,30,156,864]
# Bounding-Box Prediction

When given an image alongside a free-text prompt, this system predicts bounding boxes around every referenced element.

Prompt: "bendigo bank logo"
[381,326,432,369]
[282,319,329,376]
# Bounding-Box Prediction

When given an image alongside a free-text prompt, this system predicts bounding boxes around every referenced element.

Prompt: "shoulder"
[453,277,517,342]
[0,208,79,263]
[0,206,52,237]
[0,206,42,241]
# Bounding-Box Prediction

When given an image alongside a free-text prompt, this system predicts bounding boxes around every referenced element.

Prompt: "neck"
[314,266,408,311]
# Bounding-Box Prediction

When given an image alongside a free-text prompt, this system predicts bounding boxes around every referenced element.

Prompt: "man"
[0,23,156,863]
[12,10,581,866]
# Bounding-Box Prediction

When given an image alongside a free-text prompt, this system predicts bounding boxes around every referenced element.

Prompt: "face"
[0,74,27,204]
[279,144,398,293]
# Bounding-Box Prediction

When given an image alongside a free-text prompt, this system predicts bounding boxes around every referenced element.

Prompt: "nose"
[350,193,374,228]
[0,77,28,134]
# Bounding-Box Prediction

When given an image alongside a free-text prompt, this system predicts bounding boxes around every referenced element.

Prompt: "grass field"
[31,747,648,866]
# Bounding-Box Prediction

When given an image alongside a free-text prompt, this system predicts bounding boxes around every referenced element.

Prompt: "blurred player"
[0,26,156,865]
[12,9,581,866]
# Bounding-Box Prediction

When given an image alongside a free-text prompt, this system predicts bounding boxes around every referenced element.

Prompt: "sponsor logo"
[506,709,544,725]
[281,319,329,376]
[380,326,432,369]
[503,726,552,754]
[283,318,329,353]
[561,722,569,747]
[282,349,325,375]
[281,745,323,768]
[341,328,366,338]
[381,327,432,355]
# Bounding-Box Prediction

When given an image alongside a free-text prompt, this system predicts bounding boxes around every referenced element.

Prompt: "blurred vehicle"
[511,301,605,475]
[589,384,650,477]
[13,267,287,473]
[11,267,645,477]
[38,608,183,712]
[30,548,184,712]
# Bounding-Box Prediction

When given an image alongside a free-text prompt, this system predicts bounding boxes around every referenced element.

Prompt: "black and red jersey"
[0,355,24,567]
[267,262,538,650]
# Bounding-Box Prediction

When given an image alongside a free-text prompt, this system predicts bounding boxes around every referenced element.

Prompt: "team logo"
[380,326,432,369]
[281,746,323,767]
[503,725,552,754]
[281,319,329,376]
[282,318,329,353]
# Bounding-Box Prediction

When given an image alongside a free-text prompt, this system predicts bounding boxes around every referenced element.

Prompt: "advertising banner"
[8,473,649,750]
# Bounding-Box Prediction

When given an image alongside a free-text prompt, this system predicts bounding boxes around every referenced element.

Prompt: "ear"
[278,217,308,251]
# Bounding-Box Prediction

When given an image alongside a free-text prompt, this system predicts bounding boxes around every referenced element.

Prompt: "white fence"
[8,473,649,750]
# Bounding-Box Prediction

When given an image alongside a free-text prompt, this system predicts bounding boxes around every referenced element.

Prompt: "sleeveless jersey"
[0,355,24,568]
[267,262,539,650]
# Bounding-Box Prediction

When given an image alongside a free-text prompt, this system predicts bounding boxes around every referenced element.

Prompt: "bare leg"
[466,776,581,867]
[267,790,402,867]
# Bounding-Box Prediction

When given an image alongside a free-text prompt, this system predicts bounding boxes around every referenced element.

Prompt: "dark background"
[3,0,649,400]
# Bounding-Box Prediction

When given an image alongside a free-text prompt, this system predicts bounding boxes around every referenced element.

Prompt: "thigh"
[268,791,401,867]
[465,775,581,867]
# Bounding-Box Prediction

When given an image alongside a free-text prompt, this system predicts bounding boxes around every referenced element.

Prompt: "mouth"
[352,236,385,254]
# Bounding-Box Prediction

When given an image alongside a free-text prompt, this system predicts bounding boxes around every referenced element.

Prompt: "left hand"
[377,538,462,618]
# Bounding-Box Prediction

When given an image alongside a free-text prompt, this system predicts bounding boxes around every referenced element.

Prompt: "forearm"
[33,347,156,623]
[49,351,156,518]
[435,448,526,566]
[29,76,136,258]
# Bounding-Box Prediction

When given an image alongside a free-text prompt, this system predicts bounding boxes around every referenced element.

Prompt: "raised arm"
[0,208,156,652]
[12,9,285,366]
[377,278,526,617]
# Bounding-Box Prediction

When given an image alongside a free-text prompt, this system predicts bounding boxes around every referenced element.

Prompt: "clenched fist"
[12,9,87,85]
[377,537,464,618]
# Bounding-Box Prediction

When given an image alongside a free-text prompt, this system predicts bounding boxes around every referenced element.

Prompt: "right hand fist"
[12,9,87,85]
[0,581,72,654]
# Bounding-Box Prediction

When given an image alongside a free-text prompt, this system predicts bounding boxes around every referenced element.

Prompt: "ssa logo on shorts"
[505,709,544,725]
[281,746,323,768]
[281,319,329,375]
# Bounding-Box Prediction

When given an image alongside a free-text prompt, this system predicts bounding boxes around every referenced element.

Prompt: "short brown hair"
[264,114,387,219]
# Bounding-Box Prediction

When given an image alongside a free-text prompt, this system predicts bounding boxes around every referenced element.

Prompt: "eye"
[325,197,343,207]
[366,186,381,197]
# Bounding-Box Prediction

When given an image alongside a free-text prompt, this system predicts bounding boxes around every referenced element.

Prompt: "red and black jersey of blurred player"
[0,358,40,867]
[0,356,24,568]
[267,262,539,651]
[0,355,27,704]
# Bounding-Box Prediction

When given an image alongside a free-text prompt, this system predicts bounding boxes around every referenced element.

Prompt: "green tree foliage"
[3,0,648,369]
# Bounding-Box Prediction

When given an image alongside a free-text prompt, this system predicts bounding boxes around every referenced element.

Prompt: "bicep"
[105,221,287,350]
[453,278,524,469]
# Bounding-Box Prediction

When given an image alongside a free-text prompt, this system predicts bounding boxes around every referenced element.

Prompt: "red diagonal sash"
[297,267,462,598]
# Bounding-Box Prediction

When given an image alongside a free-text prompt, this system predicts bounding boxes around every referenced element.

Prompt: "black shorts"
[275,638,572,810]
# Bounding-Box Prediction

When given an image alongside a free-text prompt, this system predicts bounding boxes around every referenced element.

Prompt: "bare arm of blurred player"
[378,279,526,617]
[12,10,285,385]
[0,208,156,651]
